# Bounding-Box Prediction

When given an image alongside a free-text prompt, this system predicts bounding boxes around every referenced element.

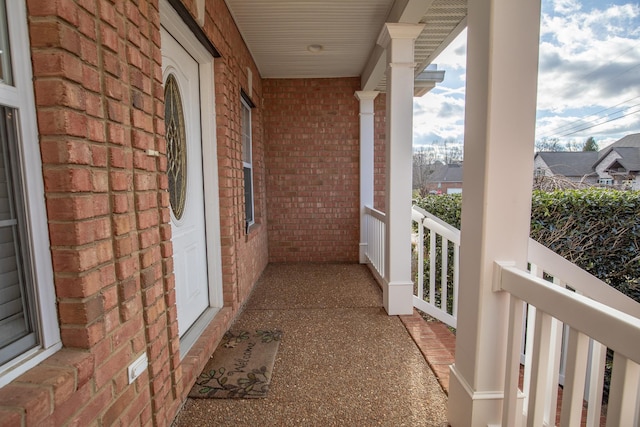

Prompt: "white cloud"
[432,28,467,70]
[413,1,640,148]
[413,91,465,144]
[535,1,640,144]
[551,0,582,15]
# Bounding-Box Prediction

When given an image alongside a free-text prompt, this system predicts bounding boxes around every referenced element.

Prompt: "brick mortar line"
[399,310,456,396]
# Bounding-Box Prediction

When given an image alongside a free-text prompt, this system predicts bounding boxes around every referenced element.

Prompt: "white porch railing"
[363,206,385,282]
[497,262,640,427]
[411,205,459,328]
[363,204,640,424]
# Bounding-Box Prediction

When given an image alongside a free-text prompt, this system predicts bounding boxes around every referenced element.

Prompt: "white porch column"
[355,90,379,264]
[447,0,541,425]
[377,23,424,315]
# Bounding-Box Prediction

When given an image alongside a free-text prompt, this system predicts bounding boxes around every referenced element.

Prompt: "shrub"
[415,189,639,404]
[530,188,640,301]
[415,189,640,302]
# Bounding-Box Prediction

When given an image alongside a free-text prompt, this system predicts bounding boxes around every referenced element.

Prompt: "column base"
[383,280,413,315]
[448,364,507,427]
[359,243,367,264]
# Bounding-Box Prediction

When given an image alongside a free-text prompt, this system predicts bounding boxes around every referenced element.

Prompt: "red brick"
[115,256,138,280]
[43,349,95,389]
[47,195,95,220]
[0,408,23,426]
[35,79,85,110]
[48,218,109,246]
[15,365,76,406]
[110,170,133,191]
[137,210,159,229]
[26,0,80,27]
[40,139,92,165]
[87,118,106,142]
[102,384,136,426]
[120,295,143,321]
[58,296,104,324]
[94,345,132,390]
[60,319,105,348]
[112,316,143,349]
[108,122,127,145]
[29,20,81,54]
[91,144,108,167]
[69,383,113,427]
[51,246,100,273]
[0,383,52,425]
[91,169,109,192]
[37,109,88,138]
[49,380,92,426]
[112,213,133,236]
[119,385,151,426]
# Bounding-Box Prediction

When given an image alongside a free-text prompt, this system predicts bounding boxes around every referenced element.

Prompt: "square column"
[355,91,379,264]
[447,0,542,425]
[377,23,424,315]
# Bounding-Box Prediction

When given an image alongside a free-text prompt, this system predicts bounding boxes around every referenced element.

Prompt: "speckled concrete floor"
[173,264,448,427]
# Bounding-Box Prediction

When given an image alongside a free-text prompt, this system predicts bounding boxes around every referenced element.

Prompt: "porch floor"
[173,263,450,426]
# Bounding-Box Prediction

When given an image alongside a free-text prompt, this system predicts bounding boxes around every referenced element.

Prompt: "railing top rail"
[496,262,640,364]
[412,205,458,232]
[528,239,640,318]
[414,206,639,318]
[423,218,461,245]
[364,205,385,221]
[411,208,425,223]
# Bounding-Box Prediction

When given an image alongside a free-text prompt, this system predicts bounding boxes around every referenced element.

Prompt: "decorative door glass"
[164,74,187,219]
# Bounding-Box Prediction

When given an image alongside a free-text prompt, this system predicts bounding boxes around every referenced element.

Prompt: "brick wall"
[374,94,387,211]
[263,78,361,262]
[0,1,268,426]
[204,0,269,310]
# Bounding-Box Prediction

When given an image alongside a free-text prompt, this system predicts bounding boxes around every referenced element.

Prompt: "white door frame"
[160,0,224,356]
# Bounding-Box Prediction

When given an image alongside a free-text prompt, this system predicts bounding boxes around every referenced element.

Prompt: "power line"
[539,95,640,138]
[537,39,640,140]
[558,107,640,137]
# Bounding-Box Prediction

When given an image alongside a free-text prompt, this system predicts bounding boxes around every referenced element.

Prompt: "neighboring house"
[533,151,599,184]
[423,162,463,194]
[594,133,640,190]
[534,133,640,190]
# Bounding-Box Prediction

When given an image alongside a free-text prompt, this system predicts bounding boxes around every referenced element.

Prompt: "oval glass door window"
[164,74,187,220]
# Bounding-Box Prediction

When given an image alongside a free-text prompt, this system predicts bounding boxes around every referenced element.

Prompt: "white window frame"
[0,1,60,387]
[241,97,254,230]
[598,178,613,186]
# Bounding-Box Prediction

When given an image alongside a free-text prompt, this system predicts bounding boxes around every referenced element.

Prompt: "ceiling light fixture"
[307,44,324,53]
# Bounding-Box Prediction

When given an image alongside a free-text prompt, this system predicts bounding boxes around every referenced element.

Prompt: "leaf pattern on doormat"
[189,329,282,399]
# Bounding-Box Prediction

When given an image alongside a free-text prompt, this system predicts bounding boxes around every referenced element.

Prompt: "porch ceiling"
[224,0,467,93]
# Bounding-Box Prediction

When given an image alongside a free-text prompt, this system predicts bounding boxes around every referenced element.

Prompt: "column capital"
[354,90,380,102]
[377,23,425,49]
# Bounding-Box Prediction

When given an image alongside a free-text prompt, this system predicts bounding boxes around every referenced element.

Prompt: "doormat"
[189,329,283,399]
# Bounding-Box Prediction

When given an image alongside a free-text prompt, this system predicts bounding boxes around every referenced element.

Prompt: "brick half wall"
[264,78,361,262]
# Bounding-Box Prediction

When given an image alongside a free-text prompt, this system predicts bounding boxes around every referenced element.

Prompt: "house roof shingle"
[609,147,640,172]
[536,151,599,177]
[428,163,463,182]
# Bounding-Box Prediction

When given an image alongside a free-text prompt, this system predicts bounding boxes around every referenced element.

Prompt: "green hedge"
[415,189,640,302]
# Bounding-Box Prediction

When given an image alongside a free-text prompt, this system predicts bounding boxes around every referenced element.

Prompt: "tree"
[412,147,437,190]
[535,137,563,152]
[583,136,598,152]
[442,139,463,163]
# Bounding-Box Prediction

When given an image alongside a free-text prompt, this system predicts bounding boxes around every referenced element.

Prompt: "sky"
[413,0,640,156]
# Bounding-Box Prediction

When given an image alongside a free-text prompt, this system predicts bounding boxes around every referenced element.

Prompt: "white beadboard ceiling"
[224,0,467,92]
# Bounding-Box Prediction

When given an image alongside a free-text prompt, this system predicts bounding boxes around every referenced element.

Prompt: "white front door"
[161,28,209,337]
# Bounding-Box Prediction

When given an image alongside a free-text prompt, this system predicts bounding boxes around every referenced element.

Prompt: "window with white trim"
[241,95,254,231]
[598,178,613,186]
[0,0,59,387]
